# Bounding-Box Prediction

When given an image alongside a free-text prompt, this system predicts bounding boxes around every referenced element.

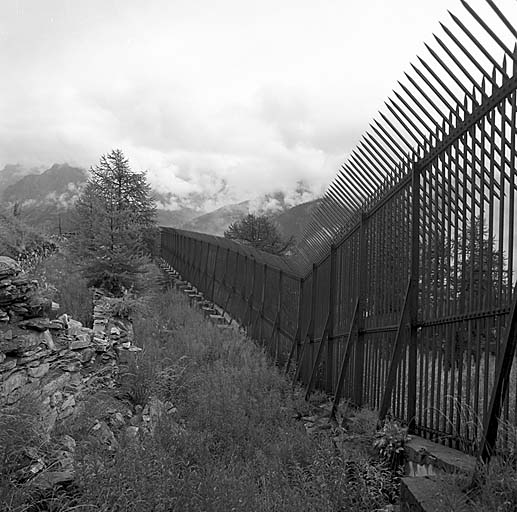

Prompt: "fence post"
[306,246,337,399]
[285,277,303,374]
[354,214,368,406]
[407,162,421,433]
[326,246,337,392]
[294,264,317,386]
[259,263,267,344]
[476,284,517,466]
[210,245,219,303]
[276,269,283,362]
[244,257,257,332]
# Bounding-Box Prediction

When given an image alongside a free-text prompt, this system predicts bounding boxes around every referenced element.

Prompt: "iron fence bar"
[461,1,510,57]
[293,264,318,385]
[275,269,283,361]
[354,214,368,406]
[285,277,304,374]
[258,263,267,344]
[330,298,360,419]
[476,284,517,466]
[305,311,330,400]
[326,245,337,393]
[209,244,219,302]
[305,243,337,399]
[378,280,412,422]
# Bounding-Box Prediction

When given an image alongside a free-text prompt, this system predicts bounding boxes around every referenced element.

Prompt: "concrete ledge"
[400,477,470,512]
[405,436,476,477]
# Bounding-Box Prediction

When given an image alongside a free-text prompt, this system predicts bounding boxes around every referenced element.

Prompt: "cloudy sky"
[1,0,513,211]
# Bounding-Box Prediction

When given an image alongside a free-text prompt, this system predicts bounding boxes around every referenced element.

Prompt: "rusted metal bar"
[353,214,368,407]
[293,264,317,386]
[305,310,330,400]
[285,277,304,374]
[378,280,412,422]
[305,244,337,399]
[476,284,517,464]
[330,298,360,419]
[484,0,517,40]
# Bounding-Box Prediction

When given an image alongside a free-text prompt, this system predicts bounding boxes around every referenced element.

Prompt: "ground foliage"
[65,287,397,512]
[0,209,54,261]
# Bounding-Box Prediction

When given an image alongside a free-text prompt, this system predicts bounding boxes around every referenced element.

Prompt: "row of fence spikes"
[297,0,517,267]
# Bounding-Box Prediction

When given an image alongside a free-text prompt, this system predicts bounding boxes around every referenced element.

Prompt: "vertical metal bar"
[407,162,422,432]
[259,263,267,344]
[293,264,317,386]
[330,298,360,418]
[210,244,219,303]
[327,246,337,392]
[305,245,337,399]
[285,277,303,374]
[354,214,368,406]
[276,270,283,362]
[378,281,412,421]
[476,284,517,465]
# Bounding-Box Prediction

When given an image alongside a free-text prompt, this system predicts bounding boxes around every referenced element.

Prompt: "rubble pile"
[0,255,142,489]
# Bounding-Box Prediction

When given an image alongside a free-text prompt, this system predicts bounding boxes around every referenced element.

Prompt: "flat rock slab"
[0,257,21,278]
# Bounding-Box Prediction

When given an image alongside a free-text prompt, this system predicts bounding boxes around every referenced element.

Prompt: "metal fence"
[161,0,517,461]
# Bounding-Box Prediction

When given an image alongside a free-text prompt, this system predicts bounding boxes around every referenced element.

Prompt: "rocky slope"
[0,255,143,493]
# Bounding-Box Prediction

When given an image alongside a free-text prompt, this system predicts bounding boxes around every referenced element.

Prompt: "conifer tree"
[72,149,156,295]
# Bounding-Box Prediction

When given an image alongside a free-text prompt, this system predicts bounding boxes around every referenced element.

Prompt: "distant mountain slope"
[181,201,250,236]
[156,207,202,228]
[2,163,87,204]
[1,162,318,241]
[180,197,319,241]
[0,164,44,195]
[2,163,88,233]
[274,199,320,242]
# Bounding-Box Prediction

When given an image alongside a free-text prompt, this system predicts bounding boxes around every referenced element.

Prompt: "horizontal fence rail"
[161,0,517,464]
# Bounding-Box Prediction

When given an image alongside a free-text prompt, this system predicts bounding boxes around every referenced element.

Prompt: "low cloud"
[0,0,461,212]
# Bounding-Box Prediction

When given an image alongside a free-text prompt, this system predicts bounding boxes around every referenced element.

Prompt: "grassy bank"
[70,286,395,512]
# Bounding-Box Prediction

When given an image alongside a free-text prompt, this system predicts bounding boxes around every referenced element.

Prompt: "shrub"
[30,248,93,326]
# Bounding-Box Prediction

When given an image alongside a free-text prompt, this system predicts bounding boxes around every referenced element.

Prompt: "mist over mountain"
[2,164,88,204]
[0,164,44,195]
[180,193,320,239]
[0,163,319,239]
[1,163,88,232]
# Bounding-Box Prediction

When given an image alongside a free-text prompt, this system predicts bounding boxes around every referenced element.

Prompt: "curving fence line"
[161,0,517,464]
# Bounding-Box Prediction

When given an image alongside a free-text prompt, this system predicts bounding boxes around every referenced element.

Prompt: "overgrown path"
[71,282,397,511]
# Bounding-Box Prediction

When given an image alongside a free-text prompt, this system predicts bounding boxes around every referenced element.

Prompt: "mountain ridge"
[1,162,319,239]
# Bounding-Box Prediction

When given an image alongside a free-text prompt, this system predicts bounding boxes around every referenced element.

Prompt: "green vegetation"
[0,209,53,261]
[224,213,294,255]
[71,149,157,296]
[29,248,94,326]
[61,288,396,511]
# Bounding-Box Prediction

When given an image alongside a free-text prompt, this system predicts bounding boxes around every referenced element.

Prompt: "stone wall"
[0,255,140,433]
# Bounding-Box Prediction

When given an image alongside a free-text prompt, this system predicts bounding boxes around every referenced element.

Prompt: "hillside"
[0,164,43,195]
[181,201,251,235]
[2,163,88,233]
[0,162,319,240]
[156,207,202,228]
[2,163,87,204]
[274,198,320,242]
[181,196,319,239]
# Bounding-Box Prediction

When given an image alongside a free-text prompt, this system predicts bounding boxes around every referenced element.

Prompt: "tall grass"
[29,248,94,326]
[71,288,396,512]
